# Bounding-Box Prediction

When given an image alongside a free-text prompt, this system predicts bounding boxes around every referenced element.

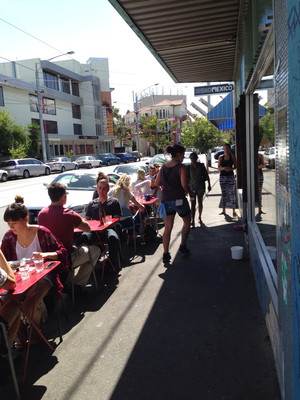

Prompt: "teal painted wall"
[287,1,300,397]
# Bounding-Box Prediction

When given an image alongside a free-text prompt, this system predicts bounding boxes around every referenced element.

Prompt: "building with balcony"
[124,95,188,155]
[0,57,116,159]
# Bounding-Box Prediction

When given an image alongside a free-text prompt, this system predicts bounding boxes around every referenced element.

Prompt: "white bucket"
[266,246,276,260]
[231,246,243,260]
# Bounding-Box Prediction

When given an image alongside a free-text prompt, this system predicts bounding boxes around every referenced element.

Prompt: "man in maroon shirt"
[38,183,100,288]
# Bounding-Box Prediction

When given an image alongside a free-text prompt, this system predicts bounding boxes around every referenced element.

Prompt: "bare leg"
[163,214,175,254]
[197,195,203,222]
[0,298,21,348]
[219,208,226,215]
[22,279,52,327]
[190,199,196,226]
[181,213,191,246]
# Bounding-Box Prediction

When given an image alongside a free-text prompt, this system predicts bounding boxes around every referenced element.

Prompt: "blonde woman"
[108,174,145,213]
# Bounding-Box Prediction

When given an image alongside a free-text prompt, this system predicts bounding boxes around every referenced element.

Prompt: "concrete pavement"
[1,169,281,399]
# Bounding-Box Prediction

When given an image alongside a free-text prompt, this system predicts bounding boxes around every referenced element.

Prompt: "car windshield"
[53,173,97,190]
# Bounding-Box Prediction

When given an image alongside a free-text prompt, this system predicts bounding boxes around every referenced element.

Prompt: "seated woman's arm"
[0,249,16,290]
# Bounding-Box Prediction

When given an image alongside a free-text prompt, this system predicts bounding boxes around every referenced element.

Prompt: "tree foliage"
[181,116,222,153]
[139,115,178,152]
[259,111,275,146]
[27,122,40,157]
[112,106,131,146]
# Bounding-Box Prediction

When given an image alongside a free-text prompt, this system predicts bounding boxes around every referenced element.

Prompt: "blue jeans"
[163,198,190,217]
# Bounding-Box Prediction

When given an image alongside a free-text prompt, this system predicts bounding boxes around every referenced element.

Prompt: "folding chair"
[0,321,21,400]
[121,207,144,252]
[97,243,117,285]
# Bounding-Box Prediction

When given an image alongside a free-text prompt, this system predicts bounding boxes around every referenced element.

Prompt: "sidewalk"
[2,172,281,399]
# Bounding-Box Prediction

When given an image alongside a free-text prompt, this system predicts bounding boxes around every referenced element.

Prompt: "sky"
[0,0,266,117]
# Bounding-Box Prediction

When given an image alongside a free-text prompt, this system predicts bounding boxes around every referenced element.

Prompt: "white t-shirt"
[16,231,42,260]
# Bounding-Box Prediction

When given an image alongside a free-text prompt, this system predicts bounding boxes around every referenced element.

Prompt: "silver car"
[0,158,50,179]
[0,169,8,182]
[76,156,102,169]
[27,170,120,223]
[46,157,79,173]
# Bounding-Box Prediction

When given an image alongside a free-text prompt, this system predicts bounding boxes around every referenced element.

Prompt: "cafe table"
[74,218,120,292]
[0,260,61,387]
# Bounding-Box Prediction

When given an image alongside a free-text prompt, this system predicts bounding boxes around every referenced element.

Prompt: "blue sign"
[194,84,234,96]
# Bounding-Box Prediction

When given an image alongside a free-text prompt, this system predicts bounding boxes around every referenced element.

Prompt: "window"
[0,86,4,106]
[60,77,70,94]
[32,118,58,134]
[96,124,101,135]
[45,120,58,134]
[29,95,56,115]
[43,71,58,90]
[72,104,81,119]
[71,81,80,96]
[29,94,38,112]
[43,98,56,115]
[73,124,82,135]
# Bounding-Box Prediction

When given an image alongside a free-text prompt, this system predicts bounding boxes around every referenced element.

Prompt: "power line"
[0,17,69,56]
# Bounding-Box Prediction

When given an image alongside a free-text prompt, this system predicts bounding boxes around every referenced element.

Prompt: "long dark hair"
[4,195,28,222]
[166,144,185,158]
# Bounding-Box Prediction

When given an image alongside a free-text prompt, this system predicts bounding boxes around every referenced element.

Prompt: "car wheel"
[61,166,66,173]
[125,159,128,163]
[88,163,92,169]
[1,173,8,182]
[99,162,102,167]
[75,165,79,170]
[107,161,111,166]
[23,170,30,179]
[45,168,50,175]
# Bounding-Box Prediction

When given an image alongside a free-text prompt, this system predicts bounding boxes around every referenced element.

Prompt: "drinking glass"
[19,264,30,281]
[34,258,44,273]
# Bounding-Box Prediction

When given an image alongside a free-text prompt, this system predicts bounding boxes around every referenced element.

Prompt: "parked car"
[96,153,120,166]
[148,153,171,166]
[182,151,208,166]
[46,157,79,173]
[26,170,120,224]
[0,158,50,179]
[113,164,148,184]
[75,156,102,169]
[264,147,276,168]
[213,144,236,160]
[0,169,8,182]
[115,152,137,163]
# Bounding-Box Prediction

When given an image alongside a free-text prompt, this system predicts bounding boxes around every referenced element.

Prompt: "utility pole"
[35,63,47,162]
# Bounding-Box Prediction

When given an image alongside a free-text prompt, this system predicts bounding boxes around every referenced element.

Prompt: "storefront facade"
[110,0,300,397]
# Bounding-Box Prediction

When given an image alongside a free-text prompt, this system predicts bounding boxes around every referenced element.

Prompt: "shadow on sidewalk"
[109,222,281,400]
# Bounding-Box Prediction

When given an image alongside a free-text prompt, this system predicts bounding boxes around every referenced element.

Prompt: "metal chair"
[0,320,21,399]
[120,207,144,252]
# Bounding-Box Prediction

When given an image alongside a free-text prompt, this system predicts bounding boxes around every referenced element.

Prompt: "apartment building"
[124,95,188,155]
[0,57,116,159]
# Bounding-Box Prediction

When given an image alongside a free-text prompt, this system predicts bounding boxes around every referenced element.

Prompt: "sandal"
[190,221,195,228]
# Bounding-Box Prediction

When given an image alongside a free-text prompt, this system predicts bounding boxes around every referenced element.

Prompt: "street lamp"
[133,83,159,161]
[35,51,75,162]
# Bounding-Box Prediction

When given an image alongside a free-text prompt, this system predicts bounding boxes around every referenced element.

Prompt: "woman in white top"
[1,196,68,346]
[108,174,145,213]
